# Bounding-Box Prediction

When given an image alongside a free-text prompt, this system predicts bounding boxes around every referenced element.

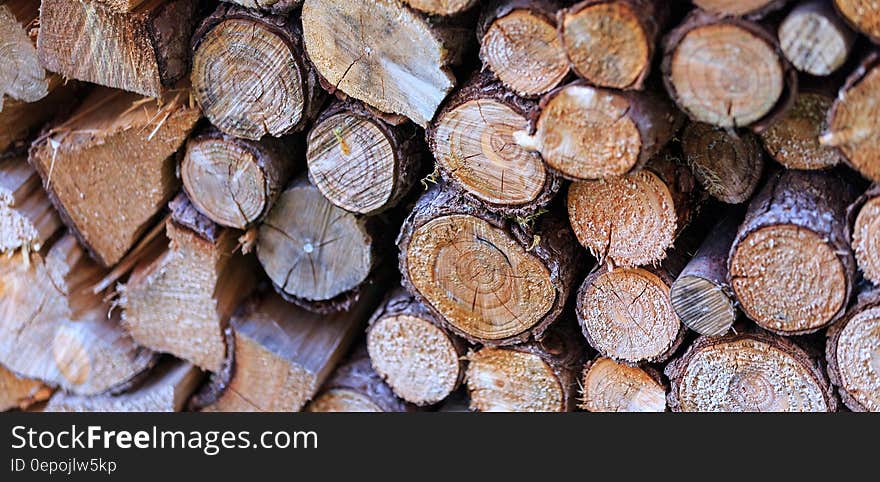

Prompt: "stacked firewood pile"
[1,0,879,413]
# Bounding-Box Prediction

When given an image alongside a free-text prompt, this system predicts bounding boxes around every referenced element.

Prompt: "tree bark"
[398,184,581,346]
[366,288,466,406]
[0,365,52,411]
[834,0,880,44]
[220,0,303,15]
[729,170,857,335]
[37,0,197,97]
[559,0,668,90]
[779,0,855,76]
[681,122,763,204]
[665,331,837,412]
[850,183,880,285]
[826,287,880,412]
[428,72,561,216]
[307,350,410,412]
[192,4,325,140]
[579,357,666,412]
[307,100,422,216]
[761,87,843,170]
[0,155,61,255]
[516,81,683,180]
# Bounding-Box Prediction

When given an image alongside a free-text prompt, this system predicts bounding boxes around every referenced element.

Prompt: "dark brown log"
[826,287,880,412]
[691,0,787,19]
[761,89,843,170]
[579,357,666,412]
[28,87,200,267]
[301,0,469,127]
[366,288,466,406]
[403,0,477,16]
[307,100,422,215]
[181,127,297,230]
[559,0,668,90]
[0,155,61,255]
[221,0,303,15]
[192,4,325,140]
[665,331,837,412]
[779,0,855,76]
[428,72,560,216]
[465,324,583,412]
[307,351,410,412]
[398,184,581,346]
[821,53,880,181]
[681,122,763,204]
[834,0,880,44]
[37,0,197,97]
[478,0,568,97]
[729,170,857,335]
[567,150,698,266]
[670,215,740,337]
[0,365,52,411]
[850,184,880,285]
[662,10,796,130]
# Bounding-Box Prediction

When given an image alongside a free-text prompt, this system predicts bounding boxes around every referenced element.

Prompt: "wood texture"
[834,0,880,43]
[681,122,763,204]
[691,0,786,18]
[220,0,303,15]
[403,0,477,15]
[0,0,47,108]
[0,155,61,254]
[0,365,51,411]
[780,0,855,76]
[579,357,666,412]
[307,350,409,412]
[851,184,880,285]
[825,288,880,412]
[762,90,842,170]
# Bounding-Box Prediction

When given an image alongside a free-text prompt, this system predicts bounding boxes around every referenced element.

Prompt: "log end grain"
[579,357,666,412]
[779,0,855,76]
[853,195,880,284]
[403,0,477,16]
[681,122,763,204]
[834,0,880,43]
[826,294,880,412]
[466,346,569,412]
[761,92,842,170]
[0,1,48,106]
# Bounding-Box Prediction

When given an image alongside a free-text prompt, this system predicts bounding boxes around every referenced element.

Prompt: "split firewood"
[662,10,795,130]
[761,87,842,170]
[191,4,325,140]
[559,0,668,90]
[691,0,786,18]
[0,233,156,395]
[121,194,258,372]
[825,287,880,412]
[307,101,422,216]
[181,127,297,230]
[670,215,740,337]
[478,0,569,97]
[366,289,466,406]
[681,122,763,204]
[579,357,666,412]
[665,331,837,412]
[301,0,469,127]
[29,87,200,267]
[47,360,202,412]
[850,184,880,285]
[834,0,880,44]
[465,325,583,412]
[402,0,477,16]
[398,185,580,346]
[307,351,410,412]
[515,82,683,180]
[256,177,379,313]
[197,287,379,412]
[37,0,196,97]
[779,0,855,76]
[428,73,560,215]
[0,155,61,254]
[729,170,857,335]
[567,150,698,266]
[0,365,52,411]
[821,53,880,181]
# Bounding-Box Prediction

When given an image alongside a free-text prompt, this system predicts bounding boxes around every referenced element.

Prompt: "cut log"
[826,288,880,412]
[567,151,698,266]
[665,331,837,412]
[428,73,560,215]
[579,357,666,412]
[851,184,880,285]
[834,0,880,43]
[779,1,855,76]
[220,0,303,15]
[37,0,196,97]
[257,177,378,313]
[29,87,200,267]
[681,122,763,204]
[729,170,857,335]
[691,0,785,18]
[398,186,580,346]
[670,215,740,337]
[515,82,683,180]
[301,0,468,126]
[181,128,297,230]
[465,326,582,412]
[402,0,477,16]
[46,360,201,412]
[478,0,568,97]
[761,89,842,170]
[0,0,48,108]
[121,195,258,372]
[662,11,795,130]
[307,101,422,215]
[559,0,667,90]
[366,289,466,406]
[0,233,156,395]
[0,365,51,411]
[197,288,378,412]
[0,155,61,254]
[577,263,685,364]
[307,352,409,412]
[191,4,325,140]
[821,53,880,181]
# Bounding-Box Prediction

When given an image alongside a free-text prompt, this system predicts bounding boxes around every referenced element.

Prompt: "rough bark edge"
[188,325,235,411]
[825,287,880,412]
[824,52,880,177]
[169,191,220,243]
[315,349,414,412]
[147,0,198,88]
